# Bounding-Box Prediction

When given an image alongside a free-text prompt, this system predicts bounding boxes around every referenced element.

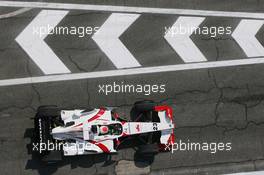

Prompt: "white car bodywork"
[51,106,174,156]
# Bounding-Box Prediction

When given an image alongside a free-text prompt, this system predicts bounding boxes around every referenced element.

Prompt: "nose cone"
[52,126,66,134]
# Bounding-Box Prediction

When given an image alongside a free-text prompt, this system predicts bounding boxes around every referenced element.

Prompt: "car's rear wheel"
[130,100,156,122]
[134,100,156,112]
[134,144,158,165]
[137,144,159,154]
[130,101,161,146]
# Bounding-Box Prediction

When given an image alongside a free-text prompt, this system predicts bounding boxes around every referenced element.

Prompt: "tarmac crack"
[161,69,264,136]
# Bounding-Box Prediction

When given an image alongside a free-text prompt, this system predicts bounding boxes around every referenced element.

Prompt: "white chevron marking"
[16,10,70,74]
[232,20,264,57]
[164,17,207,63]
[92,13,141,69]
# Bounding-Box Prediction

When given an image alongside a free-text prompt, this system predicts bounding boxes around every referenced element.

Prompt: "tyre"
[34,116,54,156]
[134,100,156,112]
[34,106,61,157]
[37,105,60,116]
[42,150,62,164]
[137,144,159,154]
[130,100,156,122]
[134,152,155,167]
[130,101,161,144]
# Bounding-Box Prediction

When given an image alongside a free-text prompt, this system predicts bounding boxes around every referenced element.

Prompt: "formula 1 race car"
[34,100,175,162]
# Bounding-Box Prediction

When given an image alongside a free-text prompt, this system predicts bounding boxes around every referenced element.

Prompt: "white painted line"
[232,20,264,57]
[164,17,207,63]
[225,170,264,175]
[0,57,264,87]
[0,7,31,19]
[15,10,71,75]
[0,1,264,19]
[92,13,141,69]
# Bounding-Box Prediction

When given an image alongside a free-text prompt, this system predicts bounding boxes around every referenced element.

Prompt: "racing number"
[153,123,158,131]
[136,124,140,132]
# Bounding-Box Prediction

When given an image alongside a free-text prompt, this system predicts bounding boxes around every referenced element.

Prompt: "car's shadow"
[24,128,155,175]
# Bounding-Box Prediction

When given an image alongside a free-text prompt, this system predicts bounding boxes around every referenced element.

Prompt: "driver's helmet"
[99,125,109,134]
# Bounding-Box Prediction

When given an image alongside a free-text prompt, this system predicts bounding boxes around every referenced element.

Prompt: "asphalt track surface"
[1,0,264,175]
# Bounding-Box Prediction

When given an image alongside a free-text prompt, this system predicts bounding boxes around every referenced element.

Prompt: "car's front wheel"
[37,105,60,116]
[34,105,62,162]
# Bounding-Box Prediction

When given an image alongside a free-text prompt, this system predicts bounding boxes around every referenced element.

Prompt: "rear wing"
[155,105,175,145]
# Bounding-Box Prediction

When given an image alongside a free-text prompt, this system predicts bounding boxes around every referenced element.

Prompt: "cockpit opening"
[91,123,123,136]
